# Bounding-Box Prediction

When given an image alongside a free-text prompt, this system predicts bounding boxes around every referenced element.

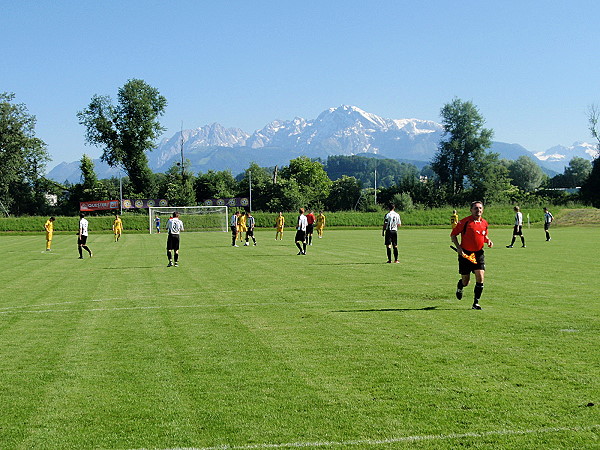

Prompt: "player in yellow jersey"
[237,211,247,242]
[112,214,123,242]
[315,211,326,238]
[275,212,285,240]
[44,216,55,251]
[450,210,459,229]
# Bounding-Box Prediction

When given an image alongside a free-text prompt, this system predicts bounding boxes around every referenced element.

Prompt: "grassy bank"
[0,206,596,232]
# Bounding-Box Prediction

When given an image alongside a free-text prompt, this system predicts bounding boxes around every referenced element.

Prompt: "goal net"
[148,206,229,234]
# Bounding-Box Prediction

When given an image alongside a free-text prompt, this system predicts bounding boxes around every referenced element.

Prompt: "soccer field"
[1,227,599,449]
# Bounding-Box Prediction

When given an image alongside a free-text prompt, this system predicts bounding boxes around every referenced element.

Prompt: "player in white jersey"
[230,211,240,247]
[506,206,526,248]
[77,213,93,259]
[543,207,554,241]
[244,211,257,246]
[382,203,401,263]
[166,212,184,267]
[295,208,308,255]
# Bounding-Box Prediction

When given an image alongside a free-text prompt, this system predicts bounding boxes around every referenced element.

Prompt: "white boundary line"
[0,288,302,312]
[137,425,600,449]
[0,298,382,315]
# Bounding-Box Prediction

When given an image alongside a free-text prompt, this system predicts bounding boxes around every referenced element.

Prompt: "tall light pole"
[374,168,377,205]
[119,169,123,215]
[180,123,185,191]
[249,170,252,212]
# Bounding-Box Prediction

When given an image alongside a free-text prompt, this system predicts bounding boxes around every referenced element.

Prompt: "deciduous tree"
[0,92,49,214]
[431,98,493,196]
[508,155,545,192]
[77,79,167,196]
[581,104,600,206]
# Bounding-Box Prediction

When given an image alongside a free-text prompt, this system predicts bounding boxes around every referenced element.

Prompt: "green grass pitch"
[1,226,599,449]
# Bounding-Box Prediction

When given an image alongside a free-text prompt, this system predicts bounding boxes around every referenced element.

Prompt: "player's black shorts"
[295,230,306,243]
[78,235,88,246]
[167,233,180,251]
[544,222,551,231]
[231,225,237,236]
[513,225,522,236]
[384,230,398,247]
[246,229,254,237]
[458,249,485,274]
[306,224,314,234]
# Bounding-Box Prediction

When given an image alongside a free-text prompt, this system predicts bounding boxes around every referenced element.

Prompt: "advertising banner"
[122,199,169,209]
[79,200,119,211]
[202,198,249,208]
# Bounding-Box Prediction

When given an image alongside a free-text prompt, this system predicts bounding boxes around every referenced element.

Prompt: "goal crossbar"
[149,206,228,234]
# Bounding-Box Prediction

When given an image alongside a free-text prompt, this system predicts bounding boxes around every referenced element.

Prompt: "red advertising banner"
[80,200,120,211]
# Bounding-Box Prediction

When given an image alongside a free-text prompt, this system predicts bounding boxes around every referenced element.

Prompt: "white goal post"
[148,206,229,234]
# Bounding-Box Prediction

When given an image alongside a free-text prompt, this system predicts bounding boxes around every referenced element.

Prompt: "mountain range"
[47,105,597,183]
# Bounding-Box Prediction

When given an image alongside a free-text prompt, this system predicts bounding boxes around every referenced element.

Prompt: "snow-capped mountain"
[533,142,598,173]
[47,105,596,182]
[151,123,249,167]
[146,105,445,171]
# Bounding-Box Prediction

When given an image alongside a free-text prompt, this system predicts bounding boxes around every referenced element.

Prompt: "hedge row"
[0,206,555,232]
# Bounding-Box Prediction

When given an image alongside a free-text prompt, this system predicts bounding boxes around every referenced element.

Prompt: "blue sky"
[3,0,599,168]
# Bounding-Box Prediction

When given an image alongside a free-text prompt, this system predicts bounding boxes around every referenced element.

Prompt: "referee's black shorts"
[458,249,485,274]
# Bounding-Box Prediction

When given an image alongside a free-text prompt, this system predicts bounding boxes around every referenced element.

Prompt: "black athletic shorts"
[246,229,254,237]
[306,224,314,234]
[544,222,551,231]
[295,230,306,243]
[458,249,485,274]
[513,225,522,236]
[167,233,180,251]
[78,235,88,246]
[384,229,398,247]
[231,225,237,236]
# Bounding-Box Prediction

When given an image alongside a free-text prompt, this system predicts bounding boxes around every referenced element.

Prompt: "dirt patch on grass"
[556,209,600,226]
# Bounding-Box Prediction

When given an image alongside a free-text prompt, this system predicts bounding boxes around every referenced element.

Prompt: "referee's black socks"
[474,282,484,301]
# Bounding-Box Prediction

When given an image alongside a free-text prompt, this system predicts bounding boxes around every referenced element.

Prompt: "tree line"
[1,81,599,217]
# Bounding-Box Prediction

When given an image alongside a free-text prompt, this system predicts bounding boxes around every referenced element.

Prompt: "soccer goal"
[148,206,229,234]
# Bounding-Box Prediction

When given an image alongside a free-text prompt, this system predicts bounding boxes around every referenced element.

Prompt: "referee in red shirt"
[450,201,494,310]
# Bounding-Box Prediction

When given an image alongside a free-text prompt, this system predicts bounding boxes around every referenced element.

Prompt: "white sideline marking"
[0,298,379,315]
[0,288,288,312]
[143,425,600,450]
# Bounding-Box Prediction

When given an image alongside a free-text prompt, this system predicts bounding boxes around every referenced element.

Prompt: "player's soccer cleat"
[78,256,83,259]
[167,262,173,267]
[394,260,400,263]
[456,285,463,300]
[472,303,482,310]
[253,243,257,246]
[232,244,239,247]
[244,242,249,246]
[521,245,526,248]
[174,262,178,267]
[89,252,93,258]
[506,245,513,248]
